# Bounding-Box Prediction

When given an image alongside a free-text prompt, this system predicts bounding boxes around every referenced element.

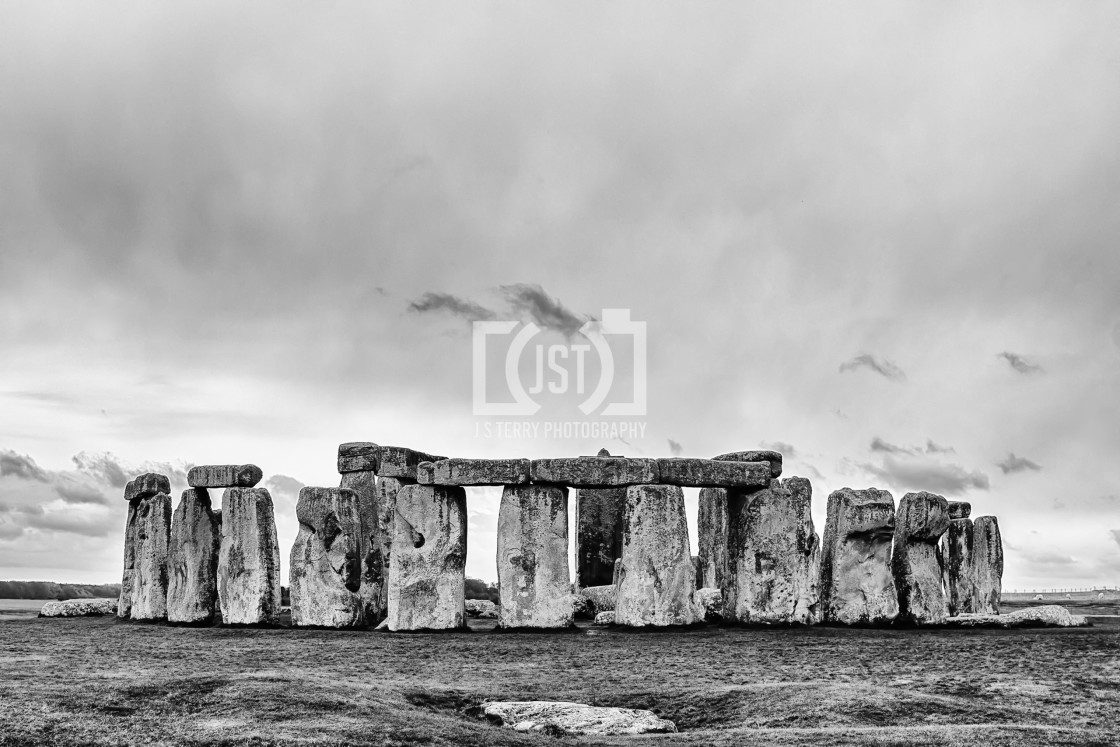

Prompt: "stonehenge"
[891,491,950,625]
[116,444,1011,632]
[167,488,221,624]
[820,488,899,625]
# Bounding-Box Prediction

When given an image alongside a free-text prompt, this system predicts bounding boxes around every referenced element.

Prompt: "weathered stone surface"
[696,587,723,622]
[482,701,676,735]
[949,605,1088,628]
[374,476,412,618]
[942,517,977,615]
[696,488,729,591]
[578,584,616,614]
[188,464,263,488]
[714,450,783,478]
[820,487,898,625]
[387,484,467,631]
[39,599,118,617]
[497,484,572,629]
[593,611,615,625]
[892,491,950,625]
[117,501,139,619]
[168,488,221,624]
[657,458,769,488]
[340,470,383,625]
[217,487,282,625]
[376,446,445,480]
[614,484,703,627]
[337,442,379,474]
[530,457,658,487]
[574,486,626,587]
[131,492,172,621]
[973,516,1003,614]
[124,472,171,502]
[466,599,498,618]
[725,477,821,625]
[290,487,363,628]
[418,458,531,486]
[947,501,971,519]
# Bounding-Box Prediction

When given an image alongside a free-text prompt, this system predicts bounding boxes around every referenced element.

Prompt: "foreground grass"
[1,617,1118,746]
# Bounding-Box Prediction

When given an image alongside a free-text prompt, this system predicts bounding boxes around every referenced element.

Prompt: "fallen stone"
[614,484,703,627]
[290,487,364,628]
[39,599,118,617]
[340,470,383,625]
[482,701,676,735]
[593,611,615,625]
[188,464,263,488]
[167,488,221,624]
[578,584,616,614]
[465,599,498,618]
[714,450,783,478]
[124,473,171,502]
[892,491,950,625]
[530,457,658,487]
[337,442,379,474]
[695,587,723,623]
[973,516,1004,614]
[387,484,467,631]
[574,486,627,587]
[656,458,769,488]
[820,487,898,625]
[117,501,139,619]
[942,517,977,615]
[218,487,282,625]
[376,446,446,480]
[948,605,1088,628]
[497,484,572,629]
[948,500,971,519]
[131,492,172,621]
[725,477,821,625]
[696,488,729,591]
[418,458,530,486]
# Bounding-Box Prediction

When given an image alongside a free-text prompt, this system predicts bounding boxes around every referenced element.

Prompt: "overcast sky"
[1,2,1118,590]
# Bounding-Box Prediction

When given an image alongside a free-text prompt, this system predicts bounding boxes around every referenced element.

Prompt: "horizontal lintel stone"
[337,442,379,474]
[657,458,770,489]
[376,446,446,480]
[713,450,783,478]
[187,464,263,488]
[529,457,658,487]
[124,473,171,502]
[418,458,531,487]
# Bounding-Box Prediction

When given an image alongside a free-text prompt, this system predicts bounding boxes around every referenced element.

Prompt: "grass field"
[2,614,1119,746]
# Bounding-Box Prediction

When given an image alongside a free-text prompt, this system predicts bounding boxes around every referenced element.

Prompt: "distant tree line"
[465,578,498,603]
[0,581,121,600]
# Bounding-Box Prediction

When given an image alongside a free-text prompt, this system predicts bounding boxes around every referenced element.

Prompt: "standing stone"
[387,484,467,631]
[614,484,703,627]
[497,485,572,629]
[218,487,282,625]
[943,515,977,615]
[820,488,898,625]
[375,476,413,618]
[290,487,363,628]
[338,441,379,473]
[973,516,1003,614]
[575,486,627,588]
[725,477,821,624]
[168,488,221,624]
[696,488,729,591]
[118,501,139,619]
[891,491,950,625]
[131,492,172,621]
[340,470,383,625]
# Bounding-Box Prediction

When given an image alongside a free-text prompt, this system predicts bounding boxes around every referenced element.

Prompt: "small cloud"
[998,351,1043,374]
[406,292,497,322]
[861,455,990,494]
[498,283,591,338]
[997,453,1042,474]
[1109,529,1120,549]
[761,441,796,458]
[667,438,684,456]
[870,437,913,455]
[839,354,906,382]
[1013,546,1077,566]
[264,474,306,496]
[53,479,110,506]
[925,439,955,454]
[0,451,49,482]
[71,452,130,488]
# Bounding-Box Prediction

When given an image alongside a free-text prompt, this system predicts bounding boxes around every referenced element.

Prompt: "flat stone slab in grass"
[417,458,530,486]
[337,442,379,474]
[124,473,171,502]
[483,701,676,735]
[656,458,769,488]
[713,450,783,478]
[948,605,1088,628]
[188,465,263,488]
[530,457,658,487]
[39,599,118,617]
[376,446,446,480]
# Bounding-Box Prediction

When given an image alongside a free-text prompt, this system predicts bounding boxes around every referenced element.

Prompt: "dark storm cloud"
[861,455,990,494]
[998,351,1043,374]
[667,438,684,456]
[839,355,906,382]
[406,292,497,322]
[0,451,49,482]
[997,453,1042,474]
[761,441,797,458]
[498,283,591,338]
